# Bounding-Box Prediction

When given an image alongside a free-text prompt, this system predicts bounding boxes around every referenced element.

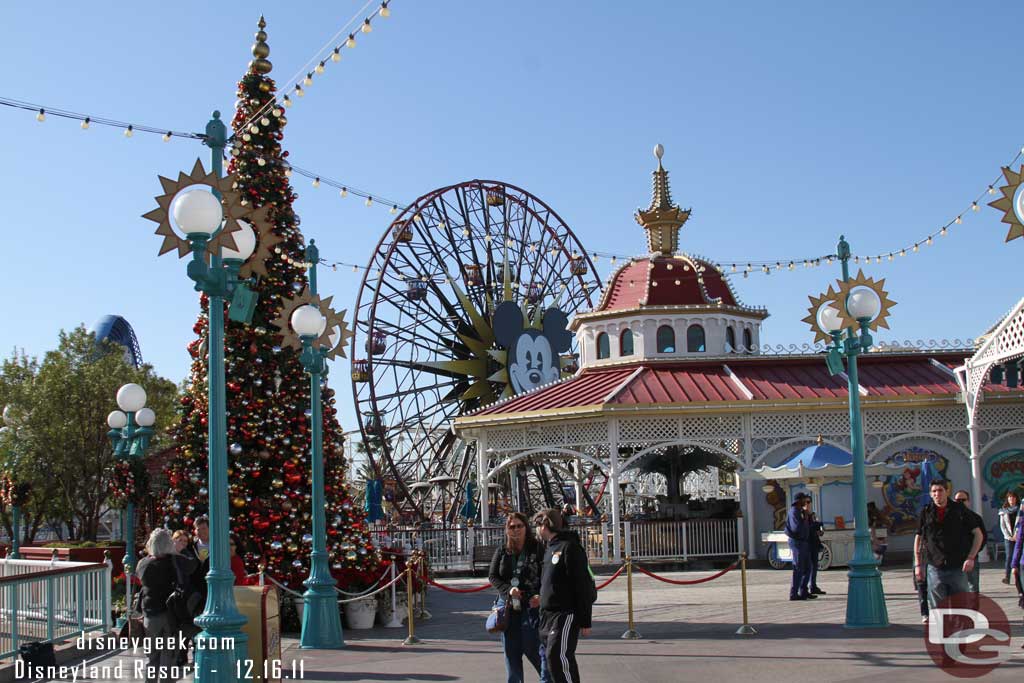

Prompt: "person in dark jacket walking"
[786,493,815,601]
[533,508,591,683]
[136,528,196,683]
[915,480,983,609]
[489,512,550,683]
[999,491,1019,585]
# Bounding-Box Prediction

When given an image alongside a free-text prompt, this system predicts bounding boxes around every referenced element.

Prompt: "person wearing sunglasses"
[489,512,549,683]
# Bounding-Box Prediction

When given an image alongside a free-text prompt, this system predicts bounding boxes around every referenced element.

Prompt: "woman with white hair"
[135,528,196,682]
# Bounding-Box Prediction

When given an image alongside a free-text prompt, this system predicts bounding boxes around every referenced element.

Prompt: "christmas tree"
[163,17,380,590]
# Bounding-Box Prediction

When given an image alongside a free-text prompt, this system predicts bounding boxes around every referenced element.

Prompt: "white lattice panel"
[979,404,1024,429]
[680,415,743,439]
[525,425,565,447]
[917,408,967,433]
[864,410,914,435]
[752,413,804,437]
[620,418,679,442]
[564,421,609,445]
[490,428,524,451]
[805,412,850,436]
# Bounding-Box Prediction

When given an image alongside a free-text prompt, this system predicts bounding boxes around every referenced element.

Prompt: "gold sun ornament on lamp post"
[835,270,895,333]
[988,165,1024,242]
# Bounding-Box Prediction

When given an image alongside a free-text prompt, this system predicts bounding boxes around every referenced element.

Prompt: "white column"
[477,436,490,526]
[969,419,985,559]
[742,414,758,558]
[609,419,622,560]
[510,461,520,512]
[574,457,584,516]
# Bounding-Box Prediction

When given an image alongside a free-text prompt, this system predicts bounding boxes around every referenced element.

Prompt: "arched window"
[596,332,610,360]
[742,328,753,354]
[725,327,736,353]
[656,325,675,353]
[620,329,634,356]
[687,324,706,353]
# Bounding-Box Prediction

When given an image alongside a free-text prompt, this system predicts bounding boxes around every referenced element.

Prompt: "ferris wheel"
[350,180,601,521]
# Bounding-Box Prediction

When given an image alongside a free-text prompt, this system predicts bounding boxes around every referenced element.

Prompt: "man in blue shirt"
[786,493,816,601]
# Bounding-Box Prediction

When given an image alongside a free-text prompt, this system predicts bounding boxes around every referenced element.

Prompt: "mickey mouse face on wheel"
[494,302,572,395]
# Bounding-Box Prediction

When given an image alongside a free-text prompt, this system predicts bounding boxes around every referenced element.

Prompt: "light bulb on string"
[352,265,358,273]
[283,95,292,107]
[36,108,45,122]
[913,243,919,252]
[972,201,979,212]
[284,167,292,177]
[346,33,356,48]
[955,216,962,224]
[303,73,313,86]
[316,61,326,74]
[80,117,90,130]
[312,177,321,188]
[989,185,996,195]
[390,205,397,214]
[124,125,134,138]
[362,18,373,33]
[295,84,305,97]
[611,256,617,264]
[940,226,947,236]
[365,196,373,207]
[888,253,894,261]
[340,187,348,197]
[380,2,391,17]
[332,47,341,62]
[926,235,933,245]
[899,248,906,256]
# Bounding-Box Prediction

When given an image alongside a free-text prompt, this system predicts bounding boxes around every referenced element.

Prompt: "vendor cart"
[753,439,892,570]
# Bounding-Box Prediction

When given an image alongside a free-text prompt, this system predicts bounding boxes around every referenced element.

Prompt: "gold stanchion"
[620,556,641,640]
[403,554,421,645]
[735,553,757,636]
[419,551,432,620]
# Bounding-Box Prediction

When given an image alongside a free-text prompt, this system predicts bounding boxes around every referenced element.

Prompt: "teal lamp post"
[804,235,895,629]
[272,240,351,649]
[143,112,278,683]
[106,383,155,627]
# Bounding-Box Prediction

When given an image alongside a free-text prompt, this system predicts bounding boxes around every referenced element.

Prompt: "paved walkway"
[50,564,1024,682]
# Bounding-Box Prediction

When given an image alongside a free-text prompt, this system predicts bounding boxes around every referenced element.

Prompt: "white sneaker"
[922,616,928,624]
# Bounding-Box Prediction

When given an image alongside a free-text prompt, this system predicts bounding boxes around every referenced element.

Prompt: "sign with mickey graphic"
[494,301,572,396]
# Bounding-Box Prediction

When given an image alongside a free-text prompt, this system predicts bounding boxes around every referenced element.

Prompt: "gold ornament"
[836,269,896,331]
[232,497,246,508]
[249,16,273,75]
[801,285,842,344]
[988,165,1024,242]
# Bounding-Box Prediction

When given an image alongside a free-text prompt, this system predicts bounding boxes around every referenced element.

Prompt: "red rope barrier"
[634,562,737,586]
[595,565,625,590]
[426,578,492,593]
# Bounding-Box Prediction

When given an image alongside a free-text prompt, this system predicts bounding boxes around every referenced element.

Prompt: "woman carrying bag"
[488,512,550,683]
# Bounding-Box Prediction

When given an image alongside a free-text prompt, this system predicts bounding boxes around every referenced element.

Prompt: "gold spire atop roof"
[249,15,273,75]
[635,144,691,256]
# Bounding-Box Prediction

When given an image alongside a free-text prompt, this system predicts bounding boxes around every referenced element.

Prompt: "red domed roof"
[595,254,763,314]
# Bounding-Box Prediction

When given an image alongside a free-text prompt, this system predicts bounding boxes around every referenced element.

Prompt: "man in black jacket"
[915,480,984,610]
[533,508,591,683]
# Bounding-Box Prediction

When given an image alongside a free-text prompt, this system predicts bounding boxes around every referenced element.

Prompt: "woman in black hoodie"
[489,512,549,683]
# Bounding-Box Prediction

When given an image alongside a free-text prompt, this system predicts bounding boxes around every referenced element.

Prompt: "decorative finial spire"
[249,15,273,75]
[635,145,691,256]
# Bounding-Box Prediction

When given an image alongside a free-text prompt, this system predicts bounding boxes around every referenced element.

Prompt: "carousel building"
[454,147,1024,561]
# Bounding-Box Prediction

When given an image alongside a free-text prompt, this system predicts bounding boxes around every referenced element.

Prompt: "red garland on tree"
[162,16,380,589]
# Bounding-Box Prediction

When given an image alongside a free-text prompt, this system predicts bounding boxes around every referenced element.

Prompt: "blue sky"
[2,1,1021,431]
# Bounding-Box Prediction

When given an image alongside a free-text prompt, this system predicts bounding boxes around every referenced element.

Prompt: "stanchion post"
[419,551,432,620]
[620,556,641,640]
[258,563,266,587]
[735,553,757,636]
[403,555,421,645]
[384,557,404,628]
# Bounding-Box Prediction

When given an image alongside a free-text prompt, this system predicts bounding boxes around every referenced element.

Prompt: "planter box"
[344,597,377,630]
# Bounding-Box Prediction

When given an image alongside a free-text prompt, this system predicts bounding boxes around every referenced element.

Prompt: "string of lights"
[241,0,392,132]
[0,96,204,141]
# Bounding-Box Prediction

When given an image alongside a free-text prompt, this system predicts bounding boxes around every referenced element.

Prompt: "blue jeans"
[808,543,820,589]
[1005,540,1016,580]
[789,542,812,597]
[501,605,550,683]
[926,564,970,610]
